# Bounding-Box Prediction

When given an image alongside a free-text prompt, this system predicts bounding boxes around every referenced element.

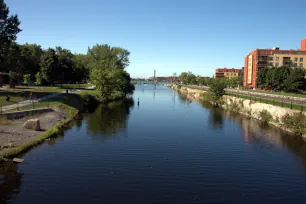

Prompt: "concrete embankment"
[166,84,305,137]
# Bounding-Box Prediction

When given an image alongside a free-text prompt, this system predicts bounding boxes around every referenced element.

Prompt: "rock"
[23,119,41,131]
[13,158,24,163]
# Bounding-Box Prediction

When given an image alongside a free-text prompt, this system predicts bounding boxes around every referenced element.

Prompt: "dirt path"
[0,109,68,153]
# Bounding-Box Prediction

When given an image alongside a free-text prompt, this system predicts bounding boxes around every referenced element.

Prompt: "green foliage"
[281,112,306,136]
[8,71,19,87]
[88,44,134,101]
[179,71,196,85]
[257,109,273,124]
[284,68,306,92]
[257,66,306,92]
[23,74,31,85]
[0,0,22,63]
[209,79,226,105]
[35,72,42,85]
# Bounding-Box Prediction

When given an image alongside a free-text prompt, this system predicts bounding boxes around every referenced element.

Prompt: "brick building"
[214,68,241,79]
[244,39,306,88]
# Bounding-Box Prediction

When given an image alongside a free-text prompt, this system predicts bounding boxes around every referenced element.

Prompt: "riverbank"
[166,84,306,138]
[0,92,101,161]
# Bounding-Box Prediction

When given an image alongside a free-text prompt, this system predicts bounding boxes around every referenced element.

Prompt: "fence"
[228,92,305,111]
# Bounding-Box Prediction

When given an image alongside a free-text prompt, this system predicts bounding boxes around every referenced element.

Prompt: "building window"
[276,63,279,67]
[301,58,304,62]
[294,63,298,67]
[269,62,273,66]
[276,57,279,61]
[300,63,303,68]
[270,51,273,55]
[295,58,298,62]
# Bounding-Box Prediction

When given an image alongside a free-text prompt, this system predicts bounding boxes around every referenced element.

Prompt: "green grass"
[0,84,92,106]
[228,93,306,111]
[55,84,92,89]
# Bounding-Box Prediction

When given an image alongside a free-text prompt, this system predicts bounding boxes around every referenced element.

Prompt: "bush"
[209,80,225,106]
[258,109,272,124]
[281,112,306,136]
[177,85,182,89]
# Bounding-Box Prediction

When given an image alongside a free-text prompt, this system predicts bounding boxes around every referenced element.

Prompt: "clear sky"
[6,0,306,78]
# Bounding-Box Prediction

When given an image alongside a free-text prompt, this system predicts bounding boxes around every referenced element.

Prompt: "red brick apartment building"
[214,68,241,79]
[244,39,306,88]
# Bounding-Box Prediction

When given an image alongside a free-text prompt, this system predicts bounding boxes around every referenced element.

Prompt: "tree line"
[178,71,243,88]
[257,66,306,92]
[0,0,134,100]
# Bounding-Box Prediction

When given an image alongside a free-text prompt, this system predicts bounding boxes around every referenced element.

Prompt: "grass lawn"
[0,84,92,106]
[55,84,92,89]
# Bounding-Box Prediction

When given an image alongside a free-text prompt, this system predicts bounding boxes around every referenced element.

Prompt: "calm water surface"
[2,84,306,204]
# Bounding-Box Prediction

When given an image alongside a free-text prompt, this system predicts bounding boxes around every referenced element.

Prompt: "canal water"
[2,84,306,204]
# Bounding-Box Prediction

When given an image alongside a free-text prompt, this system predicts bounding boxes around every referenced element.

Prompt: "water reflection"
[223,111,306,164]
[86,99,134,139]
[0,162,22,203]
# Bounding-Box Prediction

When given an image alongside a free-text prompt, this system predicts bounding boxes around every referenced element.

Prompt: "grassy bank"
[0,91,100,161]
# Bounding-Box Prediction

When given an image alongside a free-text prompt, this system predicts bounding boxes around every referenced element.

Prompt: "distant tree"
[179,71,196,84]
[0,0,22,63]
[23,74,31,85]
[35,72,42,85]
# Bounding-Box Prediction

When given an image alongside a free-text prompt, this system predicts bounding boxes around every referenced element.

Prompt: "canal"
[2,84,306,203]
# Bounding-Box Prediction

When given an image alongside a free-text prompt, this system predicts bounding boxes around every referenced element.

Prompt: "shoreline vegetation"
[0,90,131,162]
[167,84,306,138]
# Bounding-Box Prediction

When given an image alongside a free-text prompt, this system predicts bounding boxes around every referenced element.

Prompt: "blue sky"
[6,0,306,78]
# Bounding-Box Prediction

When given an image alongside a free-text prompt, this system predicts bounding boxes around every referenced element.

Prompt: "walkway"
[1,85,96,112]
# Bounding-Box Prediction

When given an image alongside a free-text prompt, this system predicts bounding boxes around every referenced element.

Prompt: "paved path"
[1,85,96,112]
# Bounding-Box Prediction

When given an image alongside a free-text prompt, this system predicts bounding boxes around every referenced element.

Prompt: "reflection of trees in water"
[87,99,134,138]
[0,162,23,203]
[177,92,188,103]
[200,102,224,129]
[224,111,306,164]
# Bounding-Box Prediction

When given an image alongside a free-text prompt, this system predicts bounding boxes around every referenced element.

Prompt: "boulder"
[23,119,41,131]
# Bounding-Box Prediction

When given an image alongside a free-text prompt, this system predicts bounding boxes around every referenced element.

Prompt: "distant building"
[244,38,306,88]
[214,68,241,79]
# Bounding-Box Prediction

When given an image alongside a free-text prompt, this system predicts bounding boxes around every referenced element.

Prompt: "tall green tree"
[88,44,134,101]
[284,68,306,92]
[0,0,21,67]
[39,48,58,84]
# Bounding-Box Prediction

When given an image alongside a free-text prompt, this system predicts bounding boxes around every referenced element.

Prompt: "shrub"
[258,109,272,125]
[281,112,306,136]
[177,85,182,89]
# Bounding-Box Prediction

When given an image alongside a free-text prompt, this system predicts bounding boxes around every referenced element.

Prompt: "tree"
[8,71,18,88]
[35,72,42,85]
[0,0,22,63]
[23,74,31,85]
[39,48,58,84]
[87,44,134,101]
[257,67,269,88]
[284,68,306,92]
[209,79,226,105]
[179,71,196,84]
